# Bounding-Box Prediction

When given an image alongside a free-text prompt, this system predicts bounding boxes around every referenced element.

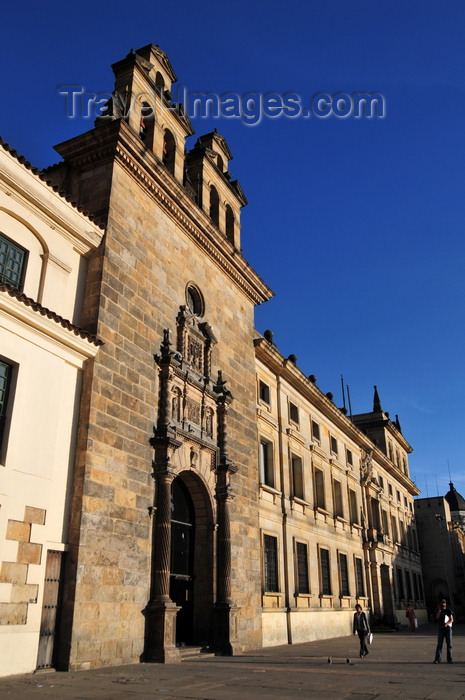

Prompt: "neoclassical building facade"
[255,336,423,646]
[0,44,425,675]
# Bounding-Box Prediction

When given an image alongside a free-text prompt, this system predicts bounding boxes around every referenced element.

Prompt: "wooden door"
[36,550,64,669]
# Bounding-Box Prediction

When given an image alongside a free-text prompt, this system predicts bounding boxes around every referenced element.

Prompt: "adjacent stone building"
[0,44,425,675]
[415,489,465,621]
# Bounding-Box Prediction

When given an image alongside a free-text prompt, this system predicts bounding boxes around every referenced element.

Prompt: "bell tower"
[97,44,194,184]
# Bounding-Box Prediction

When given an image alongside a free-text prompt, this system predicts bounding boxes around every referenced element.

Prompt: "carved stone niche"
[176,306,217,380]
[170,381,216,442]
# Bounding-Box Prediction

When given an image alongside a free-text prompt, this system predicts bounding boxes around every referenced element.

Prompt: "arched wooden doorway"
[170,473,214,646]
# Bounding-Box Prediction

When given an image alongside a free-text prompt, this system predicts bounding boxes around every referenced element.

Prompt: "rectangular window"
[388,484,393,497]
[339,553,349,596]
[330,435,338,456]
[379,475,384,489]
[315,468,325,509]
[0,359,13,452]
[296,542,309,594]
[264,535,278,592]
[320,548,331,595]
[396,568,405,600]
[405,570,413,600]
[346,448,353,466]
[291,454,304,500]
[259,380,270,404]
[391,515,399,543]
[382,509,389,537]
[349,489,359,525]
[0,234,26,289]
[311,420,320,442]
[355,557,365,597]
[259,439,274,488]
[370,498,380,530]
[397,490,401,503]
[289,402,299,425]
[412,571,418,602]
[400,520,407,547]
[333,479,343,518]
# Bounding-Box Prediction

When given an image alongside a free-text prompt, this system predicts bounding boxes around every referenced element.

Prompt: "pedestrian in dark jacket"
[434,599,454,663]
[353,604,370,658]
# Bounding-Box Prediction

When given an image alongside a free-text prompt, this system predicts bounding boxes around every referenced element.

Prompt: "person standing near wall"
[406,605,417,632]
[353,604,370,658]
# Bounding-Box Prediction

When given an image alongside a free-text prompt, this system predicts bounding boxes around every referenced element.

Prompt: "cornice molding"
[254,337,419,496]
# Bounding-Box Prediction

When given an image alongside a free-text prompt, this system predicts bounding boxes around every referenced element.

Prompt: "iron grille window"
[0,235,26,289]
[355,557,365,597]
[339,553,349,596]
[320,548,331,595]
[296,542,309,594]
[264,535,278,592]
[0,360,12,451]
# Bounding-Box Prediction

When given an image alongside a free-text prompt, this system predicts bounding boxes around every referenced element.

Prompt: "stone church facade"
[0,44,424,675]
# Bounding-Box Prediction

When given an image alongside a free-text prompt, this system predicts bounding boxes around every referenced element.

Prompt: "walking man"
[353,603,370,658]
[434,599,454,663]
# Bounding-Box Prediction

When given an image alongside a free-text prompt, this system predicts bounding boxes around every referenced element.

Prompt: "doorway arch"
[170,471,214,646]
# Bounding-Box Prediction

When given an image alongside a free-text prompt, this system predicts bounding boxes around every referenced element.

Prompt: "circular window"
[186,284,204,316]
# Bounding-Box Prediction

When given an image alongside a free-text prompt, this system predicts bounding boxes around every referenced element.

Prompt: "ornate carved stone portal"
[145,309,238,661]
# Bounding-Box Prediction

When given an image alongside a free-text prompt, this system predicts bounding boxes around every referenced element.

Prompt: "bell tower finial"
[373,385,382,412]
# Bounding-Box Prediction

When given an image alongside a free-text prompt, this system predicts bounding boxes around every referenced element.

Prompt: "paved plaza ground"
[1,624,465,699]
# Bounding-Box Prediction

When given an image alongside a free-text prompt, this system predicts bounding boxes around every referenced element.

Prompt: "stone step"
[178,645,215,660]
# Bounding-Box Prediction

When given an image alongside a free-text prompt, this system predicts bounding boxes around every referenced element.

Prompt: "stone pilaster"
[145,333,182,663]
[213,373,239,655]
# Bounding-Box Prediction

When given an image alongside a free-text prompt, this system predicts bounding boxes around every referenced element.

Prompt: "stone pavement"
[1,625,465,699]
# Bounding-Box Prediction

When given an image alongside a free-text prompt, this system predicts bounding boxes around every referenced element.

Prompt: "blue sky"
[1,0,464,496]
